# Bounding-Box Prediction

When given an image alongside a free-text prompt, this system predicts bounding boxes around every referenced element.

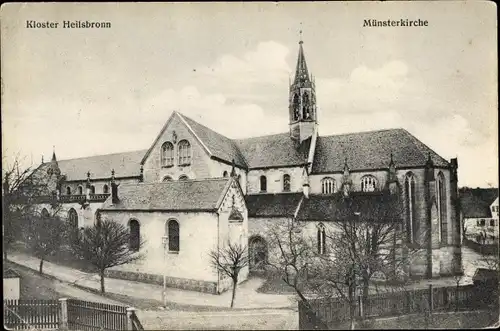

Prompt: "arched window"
[129,219,140,252]
[405,173,417,243]
[41,208,50,219]
[260,175,267,192]
[162,176,173,182]
[78,185,83,195]
[283,174,291,192]
[66,186,72,195]
[223,171,228,178]
[103,184,109,194]
[321,177,335,194]
[361,175,378,192]
[437,172,447,244]
[317,223,326,255]
[178,140,191,166]
[68,208,78,229]
[161,142,174,167]
[178,175,189,181]
[302,93,310,119]
[167,220,180,252]
[293,93,300,120]
[90,185,95,194]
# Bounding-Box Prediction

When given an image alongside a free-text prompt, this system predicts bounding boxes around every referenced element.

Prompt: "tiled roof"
[296,191,403,222]
[460,188,498,218]
[101,178,230,211]
[312,129,449,173]
[235,133,311,169]
[3,268,20,278]
[57,150,147,181]
[179,113,248,168]
[245,193,303,218]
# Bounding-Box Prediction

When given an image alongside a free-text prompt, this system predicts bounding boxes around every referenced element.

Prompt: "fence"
[299,283,497,330]
[3,298,143,330]
[4,299,59,330]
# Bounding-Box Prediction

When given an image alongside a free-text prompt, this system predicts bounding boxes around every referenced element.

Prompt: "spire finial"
[299,22,303,44]
[42,155,44,164]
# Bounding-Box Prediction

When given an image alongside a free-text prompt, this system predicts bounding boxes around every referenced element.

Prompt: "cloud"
[198,41,291,86]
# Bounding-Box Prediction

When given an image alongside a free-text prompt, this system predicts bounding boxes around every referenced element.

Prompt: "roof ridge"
[233,131,290,142]
[118,177,230,187]
[319,128,405,139]
[58,149,147,162]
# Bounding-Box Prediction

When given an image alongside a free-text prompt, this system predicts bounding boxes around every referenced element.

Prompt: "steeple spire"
[293,39,311,87]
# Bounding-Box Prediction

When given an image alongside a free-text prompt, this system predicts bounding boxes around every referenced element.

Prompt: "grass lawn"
[255,273,296,295]
[11,241,96,273]
[4,260,62,300]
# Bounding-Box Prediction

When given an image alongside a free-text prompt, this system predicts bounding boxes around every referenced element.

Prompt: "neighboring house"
[16,39,463,293]
[460,188,499,246]
[3,269,21,300]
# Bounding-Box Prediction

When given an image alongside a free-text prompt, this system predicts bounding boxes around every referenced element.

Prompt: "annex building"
[25,40,463,293]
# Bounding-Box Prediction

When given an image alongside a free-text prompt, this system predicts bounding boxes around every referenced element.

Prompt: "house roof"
[473,268,499,282]
[235,133,311,169]
[460,188,499,218]
[100,178,231,211]
[56,149,147,181]
[245,193,303,218]
[178,113,248,168]
[312,129,449,173]
[3,268,20,278]
[296,191,403,222]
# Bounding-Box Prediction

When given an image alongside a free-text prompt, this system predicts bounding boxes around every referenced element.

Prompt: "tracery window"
[437,172,447,244]
[361,175,377,192]
[178,140,191,166]
[161,142,174,167]
[321,177,335,194]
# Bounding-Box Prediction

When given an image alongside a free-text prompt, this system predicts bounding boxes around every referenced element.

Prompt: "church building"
[24,40,463,293]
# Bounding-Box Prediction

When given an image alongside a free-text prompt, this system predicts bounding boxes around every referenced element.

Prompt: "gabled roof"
[460,188,499,218]
[100,178,232,211]
[235,133,311,169]
[178,113,248,168]
[296,191,403,222]
[245,193,303,218]
[57,149,146,181]
[312,129,449,173]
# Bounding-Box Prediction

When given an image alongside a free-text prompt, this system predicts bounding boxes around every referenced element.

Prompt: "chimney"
[111,169,119,204]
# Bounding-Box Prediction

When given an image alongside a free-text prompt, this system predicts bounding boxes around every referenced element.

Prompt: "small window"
[41,208,50,219]
[90,185,95,194]
[283,174,291,192]
[129,219,140,252]
[103,184,109,194]
[66,187,72,195]
[490,220,495,227]
[178,175,189,181]
[161,142,174,167]
[260,175,267,192]
[321,177,335,194]
[167,220,180,252]
[68,208,78,229]
[361,175,378,192]
[78,186,83,195]
[480,219,485,226]
[223,171,228,178]
[162,176,173,182]
[317,224,326,255]
[178,140,191,166]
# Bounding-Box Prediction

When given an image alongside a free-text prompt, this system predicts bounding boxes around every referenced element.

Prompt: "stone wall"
[247,167,303,194]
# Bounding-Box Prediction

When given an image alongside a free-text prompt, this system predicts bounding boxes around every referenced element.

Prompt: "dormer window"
[321,177,335,194]
[178,140,191,166]
[161,142,174,167]
[361,175,377,192]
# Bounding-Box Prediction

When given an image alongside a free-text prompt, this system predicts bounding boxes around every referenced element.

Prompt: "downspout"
[216,211,220,294]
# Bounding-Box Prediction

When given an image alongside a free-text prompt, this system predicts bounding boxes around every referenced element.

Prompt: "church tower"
[289,37,318,143]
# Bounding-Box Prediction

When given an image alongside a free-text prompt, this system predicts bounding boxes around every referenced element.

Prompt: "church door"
[249,236,268,270]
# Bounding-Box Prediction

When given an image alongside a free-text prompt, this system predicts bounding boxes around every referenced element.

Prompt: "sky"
[1,2,497,188]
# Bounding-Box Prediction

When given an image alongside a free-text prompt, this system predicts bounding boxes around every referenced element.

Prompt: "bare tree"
[70,219,145,293]
[25,213,65,274]
[209,240,249,308]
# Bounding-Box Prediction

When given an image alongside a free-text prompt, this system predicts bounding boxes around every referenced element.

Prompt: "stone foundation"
[104,269,218,294]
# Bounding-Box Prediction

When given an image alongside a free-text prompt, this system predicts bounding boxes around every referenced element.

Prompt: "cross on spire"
[299,22,303,45]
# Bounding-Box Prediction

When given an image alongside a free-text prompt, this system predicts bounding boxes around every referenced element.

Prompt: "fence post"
[126,307,136,330]
[358,295,364,320]
[59,298,68,331]
[428,285,433,313]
